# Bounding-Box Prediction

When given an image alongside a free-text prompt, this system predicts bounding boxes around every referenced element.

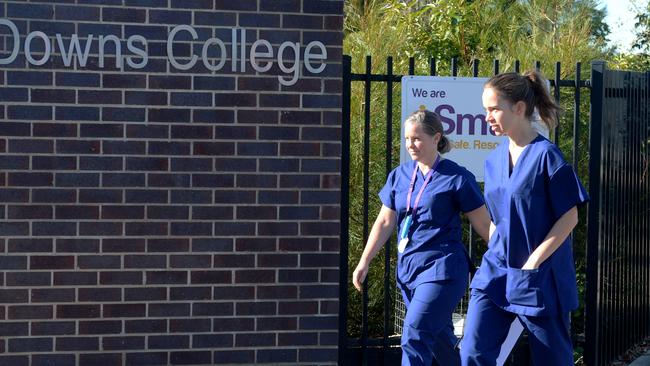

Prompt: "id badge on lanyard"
[398,155,440,253]
[397,215,413,253]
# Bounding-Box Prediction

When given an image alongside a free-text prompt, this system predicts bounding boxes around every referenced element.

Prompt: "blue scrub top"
[471,134,589,316]
[379,159,484,290]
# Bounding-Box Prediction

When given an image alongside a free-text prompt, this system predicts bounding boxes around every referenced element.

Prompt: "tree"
[607,0,650,71]
[633,0,650,52]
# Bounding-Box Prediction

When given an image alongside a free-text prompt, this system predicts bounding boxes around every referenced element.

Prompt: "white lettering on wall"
[250,39,273,73]
[201,37,227,72]
[25,31,51,66]
[0,19,329,85]
[56,34,93,67]
[99,35,122,68]
[0,19,20,65]
[167,25,198,71]
[277,42,300,86]
[304,41,327,74]
[126,35,148,69]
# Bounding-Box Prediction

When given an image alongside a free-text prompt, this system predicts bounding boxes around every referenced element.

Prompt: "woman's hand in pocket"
[521,253,542,270]
[521,261,538,270]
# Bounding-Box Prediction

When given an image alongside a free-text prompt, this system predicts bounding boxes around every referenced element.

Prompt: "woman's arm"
[352,205,397,291]
[522,206,579,270]
[465,205,491,242]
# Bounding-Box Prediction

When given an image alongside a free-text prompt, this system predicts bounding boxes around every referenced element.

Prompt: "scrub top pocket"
[416,211,438,226]
[505,267,544,307]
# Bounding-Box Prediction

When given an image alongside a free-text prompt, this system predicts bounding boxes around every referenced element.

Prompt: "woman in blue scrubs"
[352,110,490,366]
[460,71,589,365]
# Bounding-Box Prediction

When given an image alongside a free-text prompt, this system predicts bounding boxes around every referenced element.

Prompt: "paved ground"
[629,351,650,366]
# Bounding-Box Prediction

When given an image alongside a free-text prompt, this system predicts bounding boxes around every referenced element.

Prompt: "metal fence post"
[339,54,353,366]
[585,60,606,366]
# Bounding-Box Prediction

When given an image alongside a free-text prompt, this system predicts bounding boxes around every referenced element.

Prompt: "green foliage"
[608,0,650,71]
[470,0,609,73]
[632,0,650,53]
[609,53,650,71]
[343,0,612,340]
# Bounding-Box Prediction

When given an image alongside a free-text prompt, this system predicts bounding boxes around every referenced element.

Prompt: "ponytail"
[485,70,560,131]
[437,135,451,154]
[523,70,559,130]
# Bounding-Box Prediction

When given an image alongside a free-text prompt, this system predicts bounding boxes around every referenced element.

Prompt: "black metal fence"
[339,56,650,365]
[585,62,650,366]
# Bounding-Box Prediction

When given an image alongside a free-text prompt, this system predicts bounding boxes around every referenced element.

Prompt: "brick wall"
[0,1,343,364]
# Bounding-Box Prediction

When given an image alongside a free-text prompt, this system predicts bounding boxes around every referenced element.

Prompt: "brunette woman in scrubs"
[460,71,589,365]
[352,110,490,366]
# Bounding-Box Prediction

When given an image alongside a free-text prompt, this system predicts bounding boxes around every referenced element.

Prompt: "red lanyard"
[406,155,441,215]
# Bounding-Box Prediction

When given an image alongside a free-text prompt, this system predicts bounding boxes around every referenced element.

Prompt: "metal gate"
[338,55,595,365]
[585,61,650,366]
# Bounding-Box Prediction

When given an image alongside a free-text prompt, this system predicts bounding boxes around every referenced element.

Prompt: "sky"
[603,0,641,52]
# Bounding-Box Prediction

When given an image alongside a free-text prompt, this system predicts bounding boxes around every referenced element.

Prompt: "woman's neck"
[508,122,538,148]
[417,152,439,174]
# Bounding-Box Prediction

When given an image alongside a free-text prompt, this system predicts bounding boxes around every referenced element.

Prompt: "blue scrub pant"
[400,276,467,366]
[460,289,573,366]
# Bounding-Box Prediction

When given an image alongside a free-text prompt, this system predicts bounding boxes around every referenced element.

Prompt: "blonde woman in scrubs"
[353,110,490,366]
